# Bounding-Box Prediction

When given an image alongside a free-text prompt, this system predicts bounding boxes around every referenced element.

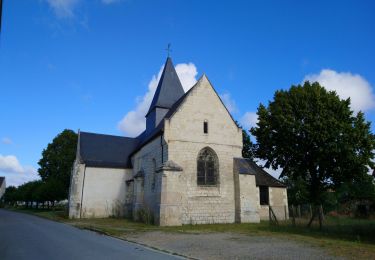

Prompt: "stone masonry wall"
[259,187,289,221]
[131,136,167,223]
[68,161,132,218]
[269,187,289,220]
[81,167,132,218]
[236,174,260,223]
[0,178,6,200]
[68,160,86,218]
[164,76,244,224]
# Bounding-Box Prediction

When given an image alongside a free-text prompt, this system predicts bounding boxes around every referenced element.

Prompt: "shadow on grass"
[265,217,375,244]
[164,217,375,245]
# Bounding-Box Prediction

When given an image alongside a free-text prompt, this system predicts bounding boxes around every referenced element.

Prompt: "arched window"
[197,147,219,186]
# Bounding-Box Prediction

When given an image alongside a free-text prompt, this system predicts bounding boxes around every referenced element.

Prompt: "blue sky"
[1,0,375,186]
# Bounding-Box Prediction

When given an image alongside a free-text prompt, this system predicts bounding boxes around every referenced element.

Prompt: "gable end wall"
[164,77,243,224]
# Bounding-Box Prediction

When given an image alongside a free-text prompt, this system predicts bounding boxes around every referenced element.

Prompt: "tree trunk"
[320,205,325,221]
[318,204,324,230]
[307,206,318,227]
[291,205,296,226]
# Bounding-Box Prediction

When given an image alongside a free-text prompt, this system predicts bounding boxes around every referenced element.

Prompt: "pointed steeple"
[146,57,185,116]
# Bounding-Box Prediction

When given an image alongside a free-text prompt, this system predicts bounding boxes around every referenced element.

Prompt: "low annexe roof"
[79,132,139,168]
[233,158,286,188]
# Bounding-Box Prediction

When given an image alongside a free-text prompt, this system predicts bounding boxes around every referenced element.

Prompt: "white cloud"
[304,69,375,112]
[0,155,39,187]
[0,155,24,174]
[240,112,258,130]
[175,63,198,92]
[220,92,238,114]
[45,0,80,18]
[1,137,12,145]
[118,62,198,137]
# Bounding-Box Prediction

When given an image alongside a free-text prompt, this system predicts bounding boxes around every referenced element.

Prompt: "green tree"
[17,181,40,208]
[251,82,375,226]
[336,172,375,203]
[282,176,309,205]
[235,121,255,159]
[242,129,254,159]
[30,180,44,209]
[3,186,18,206]
[43,178,66,207]
[38,129,77,198]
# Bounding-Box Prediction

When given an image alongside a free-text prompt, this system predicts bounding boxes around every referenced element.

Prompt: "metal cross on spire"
[165,43,172,57]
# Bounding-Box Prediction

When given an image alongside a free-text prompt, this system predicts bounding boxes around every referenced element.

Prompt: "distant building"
[68,57,288,225]
[0,177,5,200]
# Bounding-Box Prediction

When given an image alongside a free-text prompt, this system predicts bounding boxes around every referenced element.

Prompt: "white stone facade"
[0,178,5,200]
[68,74,288,225]
[69,160,132,218]
[259,187,289,221]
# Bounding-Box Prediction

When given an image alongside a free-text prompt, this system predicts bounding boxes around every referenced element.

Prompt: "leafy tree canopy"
[251,81,375,204]
[38,129,77,198]
[242,129,254,159]
[235,121,255,159]
[3,186,17,204]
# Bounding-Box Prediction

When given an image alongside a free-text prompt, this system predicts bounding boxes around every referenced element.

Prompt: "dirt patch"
[124,231,342,259]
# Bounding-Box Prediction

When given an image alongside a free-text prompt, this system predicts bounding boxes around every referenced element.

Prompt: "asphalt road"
[0,209,181,260]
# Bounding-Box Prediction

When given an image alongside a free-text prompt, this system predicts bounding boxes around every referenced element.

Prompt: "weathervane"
[165,43,172,57]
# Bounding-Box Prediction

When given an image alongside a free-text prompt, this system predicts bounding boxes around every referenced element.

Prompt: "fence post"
[269,206,271,223]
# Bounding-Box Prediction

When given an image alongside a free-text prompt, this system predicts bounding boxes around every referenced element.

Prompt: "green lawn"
[11,208,375,259]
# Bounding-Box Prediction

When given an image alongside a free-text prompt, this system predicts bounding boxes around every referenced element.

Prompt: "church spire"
[146,57,185,116]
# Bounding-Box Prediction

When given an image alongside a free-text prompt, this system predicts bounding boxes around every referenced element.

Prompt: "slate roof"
[77,58,240,170]
[79,132,139,168]
[130,74,240,157]
[78,58,185,168]
[146,57,185,116]
[233,158,286,187]
[0,177,5,187]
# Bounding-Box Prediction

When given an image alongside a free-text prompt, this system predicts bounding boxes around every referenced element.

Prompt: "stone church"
[68,57,288,226]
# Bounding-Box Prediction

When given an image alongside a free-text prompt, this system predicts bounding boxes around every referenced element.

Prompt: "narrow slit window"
[203,121,208,134]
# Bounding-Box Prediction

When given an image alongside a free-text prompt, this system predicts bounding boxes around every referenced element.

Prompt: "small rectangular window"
[259,186,269,205]
[203,121,208,134]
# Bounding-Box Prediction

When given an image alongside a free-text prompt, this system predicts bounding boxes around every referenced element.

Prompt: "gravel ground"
[125,231,343,260]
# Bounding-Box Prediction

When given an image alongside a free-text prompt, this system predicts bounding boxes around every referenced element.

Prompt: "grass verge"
[10,208,375,259]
